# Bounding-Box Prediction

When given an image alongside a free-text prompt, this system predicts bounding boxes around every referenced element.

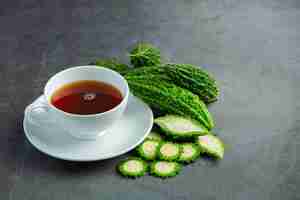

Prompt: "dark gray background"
[0,0,299,199]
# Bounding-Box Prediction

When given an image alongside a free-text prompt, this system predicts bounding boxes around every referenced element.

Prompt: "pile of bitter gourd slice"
[90,42,225,178]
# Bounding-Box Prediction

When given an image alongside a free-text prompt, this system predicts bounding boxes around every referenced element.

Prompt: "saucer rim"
[23,94,153,162]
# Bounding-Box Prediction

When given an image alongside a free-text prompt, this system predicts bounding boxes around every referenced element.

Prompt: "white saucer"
[23,94,153,161]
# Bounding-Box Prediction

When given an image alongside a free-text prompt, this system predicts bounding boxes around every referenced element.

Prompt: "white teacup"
[25,66,129,140]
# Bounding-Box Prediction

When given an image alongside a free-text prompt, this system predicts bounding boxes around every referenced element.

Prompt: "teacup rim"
[44,65,129,118]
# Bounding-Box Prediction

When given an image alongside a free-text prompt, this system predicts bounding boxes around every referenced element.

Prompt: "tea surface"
[51,80,123,115]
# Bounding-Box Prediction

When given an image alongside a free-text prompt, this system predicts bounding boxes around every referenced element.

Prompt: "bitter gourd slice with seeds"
[178,143,201,163]
[150,161,182,178]
[196,134,225,159]
[117,157,148,177]
[158,142,182,161]
[136,139,160,160]
[146,131,163,141]
[154,115,209,140]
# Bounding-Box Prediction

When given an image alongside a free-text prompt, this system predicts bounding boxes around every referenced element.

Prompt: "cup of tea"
[25,66,129,140]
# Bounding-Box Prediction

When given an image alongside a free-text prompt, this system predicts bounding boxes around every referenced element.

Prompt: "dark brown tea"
[51,80,123,115]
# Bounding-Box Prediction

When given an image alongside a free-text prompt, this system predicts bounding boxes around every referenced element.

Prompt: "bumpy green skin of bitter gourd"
[163,63,219,103]
[157,142,182,161]
[126,74,170,83]
[150,161,182,178]
[117,157,148,178]
[136,139,160,160]
[178,143,201,163]
[90,58,130,75]
[154,115,209,141]
[127,77,214,130]
[130,42,161,68]
[125,64,219,104]
[147,131,164,141]
[196,134,225,159]
[125,66,164,76]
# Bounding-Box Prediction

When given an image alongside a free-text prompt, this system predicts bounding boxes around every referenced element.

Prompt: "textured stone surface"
[0,0,300,199]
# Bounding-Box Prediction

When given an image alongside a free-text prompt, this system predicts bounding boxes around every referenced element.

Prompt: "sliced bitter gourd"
[196,134,225,159]
[150,161,182,178]
[147,131,163,141]
[137,139,160,160]
[178,143,201,163]
[158,142,182,161]
[154,115,209,140]
[117,157,148,177]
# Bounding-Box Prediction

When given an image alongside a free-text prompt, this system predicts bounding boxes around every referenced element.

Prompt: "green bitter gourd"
[129,42,161,68]
[127,77,214,130]
[125,64,219,103]
[150,161,182,178]
[178,143,201,163]
[157,142,182,161]
[163,63,219,103]
[117,157,148,177]
[196,134,225,159]
[136,139,160,160]
[154,115,209,140]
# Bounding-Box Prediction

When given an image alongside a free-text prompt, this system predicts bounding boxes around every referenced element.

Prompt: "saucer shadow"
[22,143,132,177]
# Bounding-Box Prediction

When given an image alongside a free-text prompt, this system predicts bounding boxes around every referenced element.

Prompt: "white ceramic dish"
[23,94,153,161]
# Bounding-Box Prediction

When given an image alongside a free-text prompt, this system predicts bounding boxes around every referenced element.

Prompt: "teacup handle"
[25,95,57,128]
